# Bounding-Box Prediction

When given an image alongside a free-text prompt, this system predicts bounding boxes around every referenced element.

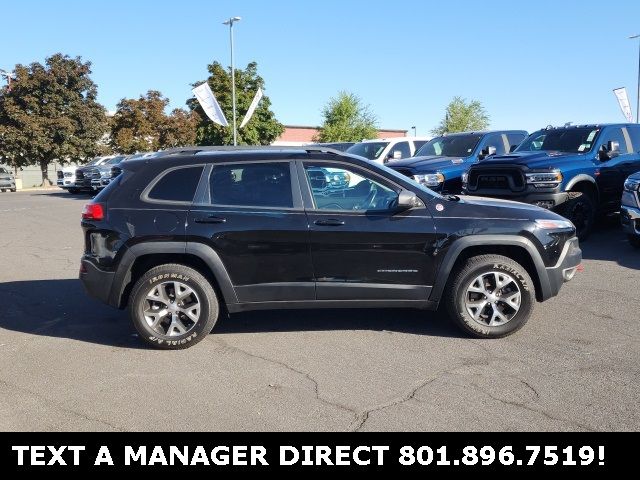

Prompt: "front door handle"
[194,215,227,224]
[314,219,345,227]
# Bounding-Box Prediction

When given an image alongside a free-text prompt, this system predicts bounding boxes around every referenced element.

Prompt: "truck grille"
[111,166,122,178]
[75,170,85,181]
[57,171,64,180]
[468,167,525,191]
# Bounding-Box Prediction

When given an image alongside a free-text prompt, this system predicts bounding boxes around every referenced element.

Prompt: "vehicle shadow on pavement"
[580,218,640,270]
[29,192,95,201]
[0,279,460,348]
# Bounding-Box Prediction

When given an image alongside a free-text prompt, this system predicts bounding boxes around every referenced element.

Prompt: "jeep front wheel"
[446,254,535,338]
[129,264,219,349]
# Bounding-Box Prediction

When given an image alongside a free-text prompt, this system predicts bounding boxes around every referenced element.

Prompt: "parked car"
[80,146,581,349]
[462,124,640,241]
[388,130,527,194]
[308,142,355,152]
[110,152,158,180]
[89,155,128,191]
[346,137,430,164]
[621,172,640,248]
[57,166,79,193]
[0,166,16,192]
[75,156,124,192]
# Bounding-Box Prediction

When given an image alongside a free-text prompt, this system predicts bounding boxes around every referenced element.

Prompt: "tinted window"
[598,127,629,155]
[412,140,428,152]
[305,164,398,212]
[628,126,640,153]
[390,141,411,159]
[210,162,293,208]
[346,142,389,160]
[506,133,526,152]
[148,166,204,202]
[517,128,600,153]
[416,134,482,158]
[482,134,506,156]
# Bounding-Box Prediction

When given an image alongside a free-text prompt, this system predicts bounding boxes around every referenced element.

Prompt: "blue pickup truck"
[463,124,640,240]
[388,130,527,194]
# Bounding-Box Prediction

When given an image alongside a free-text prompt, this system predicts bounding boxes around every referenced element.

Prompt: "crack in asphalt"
[210,338,360,421]
[0,378,123,431]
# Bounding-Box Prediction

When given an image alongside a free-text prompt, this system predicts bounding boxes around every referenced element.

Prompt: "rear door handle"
[194,215,227,224]
[314,219,345,227]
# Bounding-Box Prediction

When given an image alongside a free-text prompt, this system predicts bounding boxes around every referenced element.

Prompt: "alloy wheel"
[464,271,522,327]
[143,281,201,337]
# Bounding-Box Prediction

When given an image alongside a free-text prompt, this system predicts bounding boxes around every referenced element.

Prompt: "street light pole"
[223,16,242,145]
[631,34,640,124]
[411,126,417,137]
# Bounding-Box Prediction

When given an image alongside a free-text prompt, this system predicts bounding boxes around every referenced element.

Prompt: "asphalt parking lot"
[0,190,638,432]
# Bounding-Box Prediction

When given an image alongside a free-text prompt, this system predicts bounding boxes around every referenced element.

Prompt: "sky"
[2,0,640,136]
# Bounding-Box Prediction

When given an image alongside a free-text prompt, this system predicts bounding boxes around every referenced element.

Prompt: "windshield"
[516,128,600,153]
[415,134,482,158]
[86,157,104,166]
[346,142,389,160]
[104,155,126,165]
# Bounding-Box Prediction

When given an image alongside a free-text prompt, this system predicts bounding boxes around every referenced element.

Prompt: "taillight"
[82,203,105,221]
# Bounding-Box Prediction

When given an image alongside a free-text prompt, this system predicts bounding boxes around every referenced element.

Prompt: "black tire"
[128,264,219,350]
[555,191,595,242]
[629,235,640,249]
[445,254,535,339]
[68,188,79,194]
[0,189,5,193]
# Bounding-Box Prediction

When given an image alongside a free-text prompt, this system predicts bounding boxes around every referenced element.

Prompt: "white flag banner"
[613,87,634,123]
[192,83,229,127]
[240,88,263,128]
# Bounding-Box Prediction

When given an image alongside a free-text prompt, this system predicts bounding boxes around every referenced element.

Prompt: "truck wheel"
[0,189,5,193]
[446,254,535,339]
[68,188,79,194]
[10,188,16,192]
[555,191,595,242]
[128,264,219,350]
[629,235,640,249]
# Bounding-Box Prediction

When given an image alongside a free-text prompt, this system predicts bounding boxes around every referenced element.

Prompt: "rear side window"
[209,162,293,208]
[148,166,204,203]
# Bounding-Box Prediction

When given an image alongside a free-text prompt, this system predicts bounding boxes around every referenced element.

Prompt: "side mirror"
[389,150,403,160]
[396,190,422,210]
[599,141,620,161]
[479,146,497,160]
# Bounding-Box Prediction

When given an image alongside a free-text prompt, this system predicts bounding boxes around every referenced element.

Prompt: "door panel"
[187,161,314,303]
[299,161,438,301]
[596,127,638,210]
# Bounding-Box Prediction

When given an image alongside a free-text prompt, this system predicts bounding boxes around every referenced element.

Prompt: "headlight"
[461,171,469,184]
[413,173,445,187]
[624,178,640,192]
[100,171,111,178]
[535,219,574,230]
[526,170,563,188]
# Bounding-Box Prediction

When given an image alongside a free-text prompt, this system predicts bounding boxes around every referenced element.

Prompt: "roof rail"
[149,145,346,158]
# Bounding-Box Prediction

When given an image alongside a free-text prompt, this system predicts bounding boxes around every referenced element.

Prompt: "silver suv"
[0,166,16,192]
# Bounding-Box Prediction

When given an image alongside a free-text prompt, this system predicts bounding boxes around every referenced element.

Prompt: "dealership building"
[273,125,409,146]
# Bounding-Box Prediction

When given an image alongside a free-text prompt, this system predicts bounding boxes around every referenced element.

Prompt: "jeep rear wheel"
[129,264,219,350]
[446,254,535,338]
[556,191,594,242]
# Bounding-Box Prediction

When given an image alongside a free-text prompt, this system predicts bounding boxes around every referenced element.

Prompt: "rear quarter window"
[147,166,204,203]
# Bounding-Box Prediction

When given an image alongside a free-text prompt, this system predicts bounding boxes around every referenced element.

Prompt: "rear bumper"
[80,258,116,306]
[543,237,582,299]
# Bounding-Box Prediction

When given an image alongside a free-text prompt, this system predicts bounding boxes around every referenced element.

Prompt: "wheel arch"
[564,175,599,202]
[429,236,551,305]
[111,242,237,310]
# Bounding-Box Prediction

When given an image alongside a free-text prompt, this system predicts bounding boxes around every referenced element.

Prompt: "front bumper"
[91,178,111,190]
[80,258,116,306]
[0,179,15,188]
[621,205,640,237]
[463,188,569,210]
[543,237,582,300]
[57,179,76,188]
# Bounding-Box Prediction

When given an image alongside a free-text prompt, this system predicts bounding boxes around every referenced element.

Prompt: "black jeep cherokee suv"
[80,147,582,349]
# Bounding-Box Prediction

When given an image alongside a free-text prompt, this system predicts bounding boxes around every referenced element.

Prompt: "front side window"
[598,128,630,155]
[209,162,293,208]
[346,142,389,160]
[304,164,398,212]
[517,128,600,154]
[507,133,526,151]
[415,134,483,158]
[389,141,411,159]
[482,134,507,156]
[148,166,204,202]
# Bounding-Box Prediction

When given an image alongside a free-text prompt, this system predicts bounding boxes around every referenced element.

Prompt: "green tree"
[187,61,283,145]
[0,54,108,185]
[315,91,378,142]
[432,97,490,135]
[160,108,198,149]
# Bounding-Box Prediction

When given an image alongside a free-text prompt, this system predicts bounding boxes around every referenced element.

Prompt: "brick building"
[272,125,408,146]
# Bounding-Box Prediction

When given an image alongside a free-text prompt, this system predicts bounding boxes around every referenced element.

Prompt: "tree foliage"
[432,97,490,136]
[187,61,283,146]
[110,91,197,154]
[0,53,108,185]
[315,91,378,143]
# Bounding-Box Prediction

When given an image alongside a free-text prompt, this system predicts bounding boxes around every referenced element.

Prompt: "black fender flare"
[428,235,552,304]
[109,241,238,308]
[564,174,599,199]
